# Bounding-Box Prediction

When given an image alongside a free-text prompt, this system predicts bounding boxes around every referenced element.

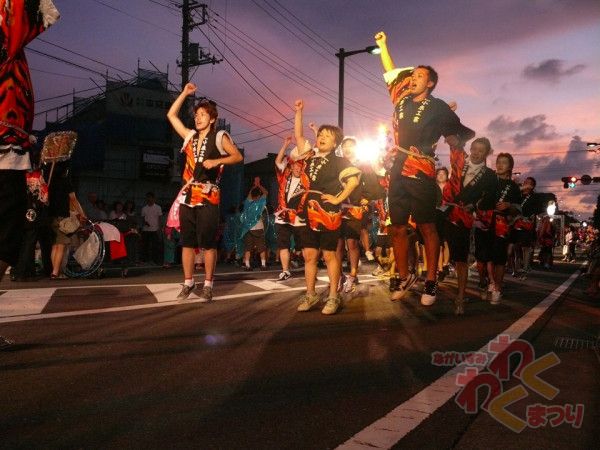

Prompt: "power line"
[246,0,385,99]
[26,47,121,80]
[89,0,179,37]
[206,20,388,122]
[263,0,383,86]
[206,17,389,123]
[26,4,296,144]
[36,37,133,77]
[35,86,103,104]
[146,0,179,15]
[30,67,91,80]
[194,24,291,120]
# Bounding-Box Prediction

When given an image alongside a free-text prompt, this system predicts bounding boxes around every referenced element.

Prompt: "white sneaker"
[391,273,418,301]
[372,265,385,276]
[490,290,501,305]
[420,280,438,306]
[321,295,341,315]
[278,271,291,281]
[297,293,321,312]
[343,275,357,293]
[365,250,375,261]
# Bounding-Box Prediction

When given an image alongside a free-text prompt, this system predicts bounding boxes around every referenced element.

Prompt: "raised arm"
[374,31,395,73]
[294,99,307,155]
[275,135,293,168]
[167,83,197,139]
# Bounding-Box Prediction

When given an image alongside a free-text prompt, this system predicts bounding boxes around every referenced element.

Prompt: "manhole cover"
[554,336,597,350]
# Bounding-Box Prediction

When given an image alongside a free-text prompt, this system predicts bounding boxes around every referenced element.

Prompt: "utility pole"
[178,1,222,90]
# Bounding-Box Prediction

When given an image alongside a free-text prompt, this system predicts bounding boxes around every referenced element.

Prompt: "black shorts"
[298,226,340,252]
[179,203,219,249]
[376,234,392,248]
[474,228,509,265]
[512,229,536,246]
[388,175,437,225]
[445,221,471,263]
[275,223,303,250]
[341,219,361,240]
[243,229,266,253]
[0,170,27,266]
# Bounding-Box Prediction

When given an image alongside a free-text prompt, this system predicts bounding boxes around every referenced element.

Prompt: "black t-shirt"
[393,95,474,157]
[458,167,498,209]
[304,152,352,213]
[494,177,522,216]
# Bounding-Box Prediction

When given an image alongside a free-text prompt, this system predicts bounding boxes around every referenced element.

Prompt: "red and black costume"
[384,70,474,225]
[443,147,497,262]
[178,130,227,249]
[274,157,309,250]
[474,177,522,266]
[298,151,358,251]
[0,0,59,266]
[511,192,544,246]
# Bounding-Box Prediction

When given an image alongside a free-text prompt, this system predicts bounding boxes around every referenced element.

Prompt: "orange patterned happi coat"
[307,200,342,231]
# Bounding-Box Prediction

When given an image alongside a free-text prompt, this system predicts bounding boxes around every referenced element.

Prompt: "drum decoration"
[40,131,78,186]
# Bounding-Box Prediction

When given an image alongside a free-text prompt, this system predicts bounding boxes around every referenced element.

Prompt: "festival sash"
[474,209,493,231]
[394,145,436,179]
[341,203,365,221]
[512,194,535,231]
[513,218,534,232]
[296,190,342,232]
[443,146,487,230]
[475,183,510,238]
[495,214,510,238]
[185,182,220,207]
[446,202,474,229]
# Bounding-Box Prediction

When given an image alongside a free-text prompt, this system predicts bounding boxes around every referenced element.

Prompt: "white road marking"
[244,279,289,290]
[337,269,581,449]
[146,283,201,303]
[0,288,56,317]
[0,278,384,323]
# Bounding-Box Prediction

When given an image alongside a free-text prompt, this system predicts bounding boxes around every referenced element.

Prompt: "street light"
[546,200,556,216]
[336,45,382,129]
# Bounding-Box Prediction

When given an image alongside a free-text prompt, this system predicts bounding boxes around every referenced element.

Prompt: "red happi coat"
[443,145,475,228]
[0,0,59,162]
[275,157,310,224]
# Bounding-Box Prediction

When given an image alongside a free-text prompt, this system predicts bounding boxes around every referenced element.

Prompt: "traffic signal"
[561,176,577,189]
[561,175,599,188]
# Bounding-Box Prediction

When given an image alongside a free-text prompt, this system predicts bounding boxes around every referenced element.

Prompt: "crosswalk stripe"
[243,279,289,290]
[0,288,56,317]
[0,278,386,323]
[146,283,191,303]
